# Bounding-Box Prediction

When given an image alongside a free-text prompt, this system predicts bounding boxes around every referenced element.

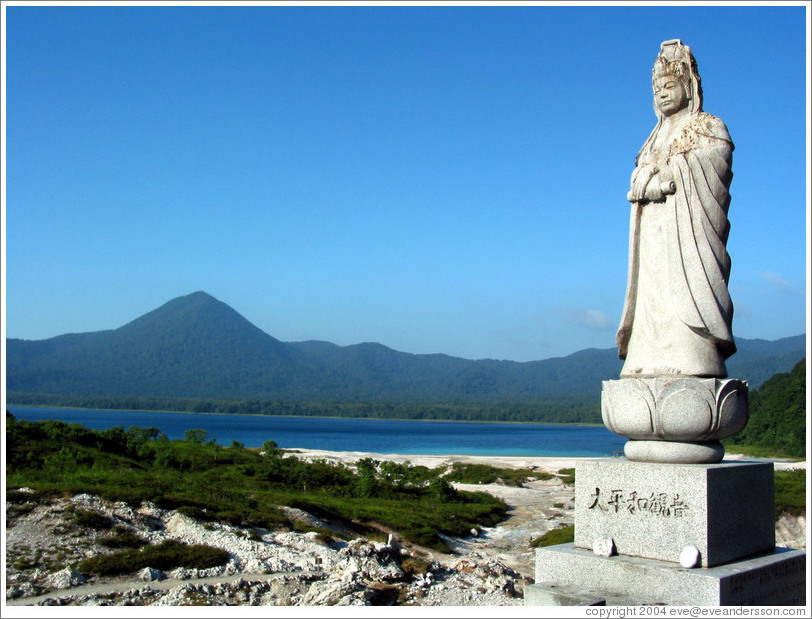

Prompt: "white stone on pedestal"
[679,545,700,568]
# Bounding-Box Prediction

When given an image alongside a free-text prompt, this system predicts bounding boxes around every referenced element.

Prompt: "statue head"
[651,39,703,116]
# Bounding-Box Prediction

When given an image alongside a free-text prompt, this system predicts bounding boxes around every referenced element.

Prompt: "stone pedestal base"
[574,459,775,566]
[525,458,806,607]
[527,544,806,606]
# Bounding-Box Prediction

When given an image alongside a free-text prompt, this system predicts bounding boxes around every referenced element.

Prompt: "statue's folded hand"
[628,164,660,203]
[642,178,667,202]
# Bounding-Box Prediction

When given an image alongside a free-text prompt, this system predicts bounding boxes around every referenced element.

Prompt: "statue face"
[653,76,689,116]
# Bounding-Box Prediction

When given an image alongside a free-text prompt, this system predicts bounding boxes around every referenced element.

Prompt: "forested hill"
[727,358,807,458]
[6,291,807,409]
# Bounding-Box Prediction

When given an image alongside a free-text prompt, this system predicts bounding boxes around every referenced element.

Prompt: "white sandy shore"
[285,448,807,472]
[284,448,585,472]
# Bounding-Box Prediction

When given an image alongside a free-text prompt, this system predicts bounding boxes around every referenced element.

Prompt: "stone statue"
[528,43,805,597]
[602,40,748,464]
[617,39,735,378]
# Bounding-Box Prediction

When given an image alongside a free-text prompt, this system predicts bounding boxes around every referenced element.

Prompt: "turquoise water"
[8,406,625,457]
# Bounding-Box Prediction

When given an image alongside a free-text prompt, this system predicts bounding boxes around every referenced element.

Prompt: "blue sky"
[3,3,809,362]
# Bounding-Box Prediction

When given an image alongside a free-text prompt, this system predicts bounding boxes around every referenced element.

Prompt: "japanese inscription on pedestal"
[588,487,689,517]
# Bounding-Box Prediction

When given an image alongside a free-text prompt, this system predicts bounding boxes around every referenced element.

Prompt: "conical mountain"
[6,291,316,398]
[115,291,292,362]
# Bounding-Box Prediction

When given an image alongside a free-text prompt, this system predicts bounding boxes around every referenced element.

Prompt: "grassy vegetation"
[530,524,574,548]
[76,540,230,576]
[442,463,577,487]
[722,444,804,459]
[443,463,541,487]
[99,526,149,549]
[775,469,806,519]
[70,507,114,531]
[5,412,508,552]
[556,468,575,485]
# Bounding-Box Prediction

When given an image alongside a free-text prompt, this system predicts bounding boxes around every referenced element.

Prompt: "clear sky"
[2,2,809,362]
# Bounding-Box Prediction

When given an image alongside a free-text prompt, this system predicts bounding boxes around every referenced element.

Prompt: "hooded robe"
[617,111,735,377]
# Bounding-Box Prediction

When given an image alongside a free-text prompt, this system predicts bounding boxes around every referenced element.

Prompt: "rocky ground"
[5,491,532,607]
[4,453,806,608]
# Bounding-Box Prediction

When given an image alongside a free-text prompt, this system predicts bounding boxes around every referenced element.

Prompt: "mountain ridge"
[6,291,807,406]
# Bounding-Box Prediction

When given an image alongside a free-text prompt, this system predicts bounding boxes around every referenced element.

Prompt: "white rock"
[138,567,165,581]
[301,578,357,605]
[136,501,165,518]
[166,567,194,580]
[387,534,400,550]
[592,537,616,557]
[7,583,38,599]
[45,567,86,589]
[680,545,700,568]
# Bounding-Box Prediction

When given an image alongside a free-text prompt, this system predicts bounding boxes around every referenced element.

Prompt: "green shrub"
[428,477,459,501]
[401,555,430,577]
[530,524,574,548]
[7,502,38,519]
[175,505,210,521]
[261,440,281,457]
[71,508,114,530]
[44,447,92,472]
[444,463,535,487]
[100,526,147,549]
[183,429,209,444]
[557,469,575,485]
[291,521,337,545]
[241,528,264,542]
[6,488,46,504]
[215,509,264,528]
[76,540,230,576]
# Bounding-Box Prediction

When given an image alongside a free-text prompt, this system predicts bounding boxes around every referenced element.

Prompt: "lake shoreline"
[6,403,604,427]
[286,447,588,472]
[284,447,807,472]
[8,405,625,456]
